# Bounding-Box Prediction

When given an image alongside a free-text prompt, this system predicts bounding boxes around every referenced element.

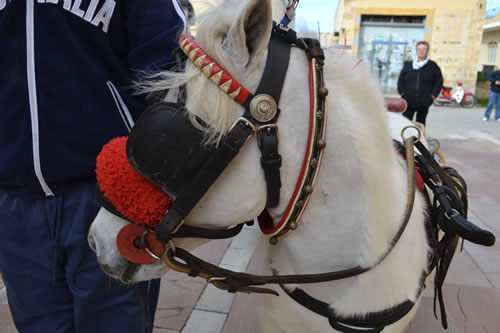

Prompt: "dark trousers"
[0,179,160,333]
[402,104,430,126]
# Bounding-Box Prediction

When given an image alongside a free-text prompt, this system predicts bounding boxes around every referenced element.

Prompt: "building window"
[361,15,426,24]
[488,42,497,63]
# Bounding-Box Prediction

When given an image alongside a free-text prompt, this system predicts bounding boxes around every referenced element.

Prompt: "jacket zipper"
[26,0,54,196]
[415,70,420,104]
[107,81,135,132]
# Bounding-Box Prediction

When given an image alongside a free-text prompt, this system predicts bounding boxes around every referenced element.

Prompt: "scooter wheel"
[433,100,445,106]
[461,95,476,108]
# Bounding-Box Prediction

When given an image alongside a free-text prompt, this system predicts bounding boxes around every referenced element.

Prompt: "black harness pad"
[126,102,216,198]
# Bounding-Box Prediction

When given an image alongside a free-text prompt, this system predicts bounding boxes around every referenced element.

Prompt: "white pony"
[88,0,433,331]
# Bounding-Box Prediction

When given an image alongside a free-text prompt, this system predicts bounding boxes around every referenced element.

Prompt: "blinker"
[126,102,217,198]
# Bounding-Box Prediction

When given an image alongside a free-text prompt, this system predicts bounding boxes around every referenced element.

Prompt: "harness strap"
[96,189,249,240]
[248,27,293,207]
[415,141,495,247]
[282,273,425,333]
[259,131,282,207]
[155,120,255,242]
[164,247,369,290]
[412,140,495,328]
[161,138,419,294]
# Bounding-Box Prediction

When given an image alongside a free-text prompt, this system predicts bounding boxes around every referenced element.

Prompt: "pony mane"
[136,0,248,145]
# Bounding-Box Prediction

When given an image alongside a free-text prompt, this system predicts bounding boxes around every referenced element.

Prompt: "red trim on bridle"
[179,34,251,105]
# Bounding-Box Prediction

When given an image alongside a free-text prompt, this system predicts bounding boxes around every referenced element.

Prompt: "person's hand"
[495,80,500,85]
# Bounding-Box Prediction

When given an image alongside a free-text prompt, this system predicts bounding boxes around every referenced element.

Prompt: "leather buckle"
[257,124,279,148]
[229,117,256,133]
[229,117,256,145]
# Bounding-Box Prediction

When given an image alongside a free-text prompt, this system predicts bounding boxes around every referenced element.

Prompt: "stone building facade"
[479,8,500,72]
[333,0,486,94]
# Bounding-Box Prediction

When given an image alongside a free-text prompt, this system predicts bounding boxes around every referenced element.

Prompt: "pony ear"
[225,0,273,67]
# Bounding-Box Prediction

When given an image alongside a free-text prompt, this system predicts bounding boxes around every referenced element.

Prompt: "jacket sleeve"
[431,63,443,98]
[487,71,497,83]
[124,0,186,73]
[397,62,407,95]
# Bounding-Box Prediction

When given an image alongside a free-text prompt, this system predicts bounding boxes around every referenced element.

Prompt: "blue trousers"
[484,90,500,120]
[0,180,160,333]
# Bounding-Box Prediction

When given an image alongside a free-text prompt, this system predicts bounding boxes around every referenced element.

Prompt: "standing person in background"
[482,69,500,122]
[0,1,185,332]
[397,41,443,126]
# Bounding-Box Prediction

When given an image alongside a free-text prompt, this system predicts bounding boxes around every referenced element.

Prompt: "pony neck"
[266,52,429,316]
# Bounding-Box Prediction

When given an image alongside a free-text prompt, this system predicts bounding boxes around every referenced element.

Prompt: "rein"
[160,134,495,332]
[162,136,419,294]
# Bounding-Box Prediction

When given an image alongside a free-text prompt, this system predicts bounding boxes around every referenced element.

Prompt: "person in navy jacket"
[0,1,185,332]
[482,69,500,121]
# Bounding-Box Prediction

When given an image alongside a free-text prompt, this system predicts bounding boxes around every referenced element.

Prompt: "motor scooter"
[434,82,476,108]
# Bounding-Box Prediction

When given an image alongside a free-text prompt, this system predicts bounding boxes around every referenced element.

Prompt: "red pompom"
[96,137,171,227]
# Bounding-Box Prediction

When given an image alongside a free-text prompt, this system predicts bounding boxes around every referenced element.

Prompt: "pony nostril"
[88,233,97,253]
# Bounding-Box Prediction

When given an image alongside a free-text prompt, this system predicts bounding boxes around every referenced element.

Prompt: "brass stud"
[289,221,298,230]
[310,158,318,168]
[269,236,278,245]
[316,112,324,120]
[316,139,327,150]
[295,200,304,209]
[318,87,329,97]
[303,185,313,194]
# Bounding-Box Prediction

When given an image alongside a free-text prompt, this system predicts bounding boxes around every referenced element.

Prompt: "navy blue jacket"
[487,71,500,94]
[0,0,185,198]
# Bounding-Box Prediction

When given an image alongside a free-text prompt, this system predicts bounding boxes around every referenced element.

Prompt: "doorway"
[358,15,426,94]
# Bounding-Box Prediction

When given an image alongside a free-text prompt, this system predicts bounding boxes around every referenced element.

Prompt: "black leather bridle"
[97,23,496,332]
[124,23,299,244]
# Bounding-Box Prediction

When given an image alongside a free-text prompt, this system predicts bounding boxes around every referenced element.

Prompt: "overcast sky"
[295,0,500,33]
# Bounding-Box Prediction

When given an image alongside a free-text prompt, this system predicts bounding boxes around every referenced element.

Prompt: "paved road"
[1,105,499,333]
[425,104,500,142]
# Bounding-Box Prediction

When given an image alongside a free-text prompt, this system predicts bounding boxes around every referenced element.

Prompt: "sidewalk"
[1,105,500,332]
[157,105,500,332]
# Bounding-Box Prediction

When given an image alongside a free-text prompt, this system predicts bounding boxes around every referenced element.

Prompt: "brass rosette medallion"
[250,94,278,122]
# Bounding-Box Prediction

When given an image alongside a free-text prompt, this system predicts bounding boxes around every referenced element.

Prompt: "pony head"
[89,0,282,282]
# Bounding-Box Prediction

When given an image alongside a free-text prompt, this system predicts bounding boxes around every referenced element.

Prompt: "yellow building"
[479,8,500,71]
[333,0,486,94]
